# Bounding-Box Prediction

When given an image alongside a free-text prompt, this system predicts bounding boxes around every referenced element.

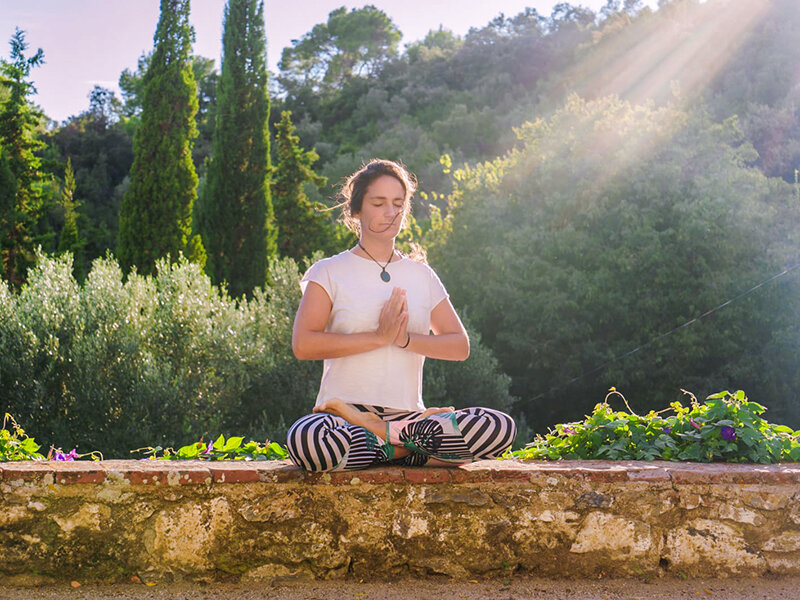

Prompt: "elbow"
[292,334,310,360]
[457,336,470,361]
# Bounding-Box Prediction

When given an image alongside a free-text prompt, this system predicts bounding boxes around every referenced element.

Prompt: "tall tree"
[278,6,401,96]
[117,0,205,275]
[0,28,45,287]
[272,110,346,261]
[57,157,85,279]
[198,0,274,297]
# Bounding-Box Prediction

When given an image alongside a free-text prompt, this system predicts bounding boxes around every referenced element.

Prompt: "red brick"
[252,461,303,483]
[474,461,537,481]
[450,466,492,483]
[52,463,107,485]
[109,462,211,486]
[403,468,451,483]
[260,464,305,483]
[1,461,55,482]
[626,468,671,482]
[121,468,168,486]
[359,467,405,484]
[207,464,260,483]
[322,468,403,484]
[164,466,212,485]
[583,469,630,483]
[665,463,800,485]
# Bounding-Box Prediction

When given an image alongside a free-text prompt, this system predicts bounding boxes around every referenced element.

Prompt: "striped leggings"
[286,404,517,472]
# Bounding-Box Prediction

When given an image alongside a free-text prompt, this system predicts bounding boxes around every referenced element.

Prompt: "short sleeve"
[429,265,449,309]
[300,259,333,302]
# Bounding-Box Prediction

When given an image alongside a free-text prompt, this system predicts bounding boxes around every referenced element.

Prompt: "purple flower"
[52,448,78,461]
[690,418,701,430]
[204,440,213,454]
[721,426,736,441]
[663,427,672,434]
[563,426,577,436]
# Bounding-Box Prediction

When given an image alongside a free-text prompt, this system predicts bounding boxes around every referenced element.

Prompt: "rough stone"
[569,512,652,558]
[2,459,800,583]
[664,519,766,575]
[763,531,800,552]
[52,503,111,534]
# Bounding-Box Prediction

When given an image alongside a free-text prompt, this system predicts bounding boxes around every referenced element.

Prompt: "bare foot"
[313,399,412,459]
[313,398,348,418]
[420,406,455,419]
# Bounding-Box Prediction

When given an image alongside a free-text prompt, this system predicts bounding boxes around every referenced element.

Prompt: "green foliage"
[0,249,516,458]
[198,0,275,298]
[511,389,800,464]
[135,433,288,461]
[1,413,45,461]
[278,5,401,95]
[430,95,800,429]
[44,90,134,263]
[56,158,85,279]
[0,28,46,287]
[117,0,205,276]
[423,317,516,415]
[118,53,217,176]
[272,110,351,261]
[0,250,318,457]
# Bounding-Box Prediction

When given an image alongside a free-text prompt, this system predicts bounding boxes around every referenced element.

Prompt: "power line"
[530,260,800,402]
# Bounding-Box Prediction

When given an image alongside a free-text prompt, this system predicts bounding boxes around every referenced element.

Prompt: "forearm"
[403,331,470,361]
[293,329,385,360]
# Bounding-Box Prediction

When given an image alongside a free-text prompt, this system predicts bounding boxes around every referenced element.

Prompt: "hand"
[376,287,407,346]
[393,295,409,347]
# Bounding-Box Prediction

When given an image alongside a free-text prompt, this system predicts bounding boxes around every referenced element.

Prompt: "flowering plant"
[134,434,288,461]
[509,389,800,464]
[1,413,45,461]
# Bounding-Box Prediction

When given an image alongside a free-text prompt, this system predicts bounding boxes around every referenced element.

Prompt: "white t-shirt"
[300,250,449,411]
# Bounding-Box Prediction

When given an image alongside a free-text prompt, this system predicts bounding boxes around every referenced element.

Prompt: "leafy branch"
[508,389,800,464]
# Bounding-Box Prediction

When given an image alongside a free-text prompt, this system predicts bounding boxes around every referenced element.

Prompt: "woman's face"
[355,175,407,240]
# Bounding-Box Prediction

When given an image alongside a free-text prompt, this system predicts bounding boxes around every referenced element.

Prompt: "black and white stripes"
[286,405,516,472]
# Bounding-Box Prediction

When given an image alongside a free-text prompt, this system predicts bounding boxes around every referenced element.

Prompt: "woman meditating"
[287,159,516,472]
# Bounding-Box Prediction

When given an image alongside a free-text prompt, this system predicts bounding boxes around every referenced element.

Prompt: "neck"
[356,236,395,261]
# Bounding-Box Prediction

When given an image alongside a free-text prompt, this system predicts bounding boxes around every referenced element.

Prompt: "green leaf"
[223,436,244,452]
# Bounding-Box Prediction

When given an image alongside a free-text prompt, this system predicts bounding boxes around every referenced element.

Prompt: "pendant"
[381,270,391,282]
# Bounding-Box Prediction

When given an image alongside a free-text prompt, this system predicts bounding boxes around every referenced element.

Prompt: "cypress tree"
[118,0,205,275]
[0,146,16,250]
[198,0,275,298]
[0,28,44,287]
[273,110,343,261]
[57,158,85,280]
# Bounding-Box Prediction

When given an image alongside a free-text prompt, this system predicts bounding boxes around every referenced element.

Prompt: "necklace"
[358,242,394,282]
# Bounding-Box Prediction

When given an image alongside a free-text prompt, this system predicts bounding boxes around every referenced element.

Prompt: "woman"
[287,159,516,472]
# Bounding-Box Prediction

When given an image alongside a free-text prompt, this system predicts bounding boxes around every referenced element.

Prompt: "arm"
[292,281,408,360]
[395,296,470,361]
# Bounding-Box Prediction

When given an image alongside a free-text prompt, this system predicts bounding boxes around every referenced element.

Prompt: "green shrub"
[510,389,800,464]
[0,250,315,457]
[1,250,516,457]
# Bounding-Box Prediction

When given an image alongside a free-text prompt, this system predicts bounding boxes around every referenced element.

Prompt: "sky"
[0,0,659,124]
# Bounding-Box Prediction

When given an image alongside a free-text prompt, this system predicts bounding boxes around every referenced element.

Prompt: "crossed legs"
[287,401,516,472]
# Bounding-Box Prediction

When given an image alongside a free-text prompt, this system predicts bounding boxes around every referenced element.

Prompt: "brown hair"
[336,159,417,235]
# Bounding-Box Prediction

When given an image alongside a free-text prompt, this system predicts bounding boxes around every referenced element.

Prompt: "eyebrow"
[368,195,404,201]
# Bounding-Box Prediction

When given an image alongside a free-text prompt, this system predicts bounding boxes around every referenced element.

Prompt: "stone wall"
[1,459,800,585]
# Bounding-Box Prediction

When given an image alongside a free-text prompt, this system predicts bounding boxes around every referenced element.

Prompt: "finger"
[390,287,405,310]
